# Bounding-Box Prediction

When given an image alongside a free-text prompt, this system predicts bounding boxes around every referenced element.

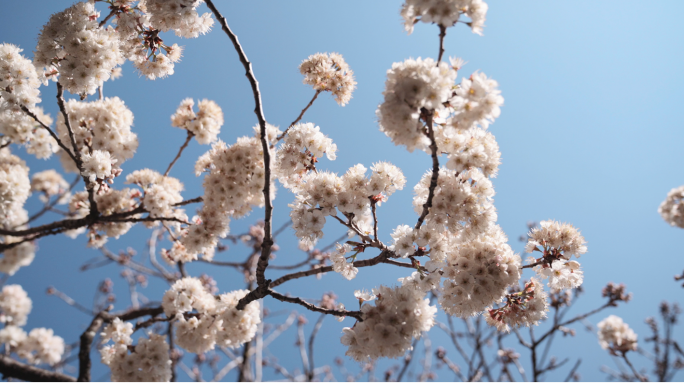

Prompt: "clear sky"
[1,0,683,381]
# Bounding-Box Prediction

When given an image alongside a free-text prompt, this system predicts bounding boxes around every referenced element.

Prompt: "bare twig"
[437,25,447,63]
[414,110,439,230]
[269,290,363,321]
[308,314,326,381]
[205,0,274,310]
[164,131,194,177]
[274,90,321,144]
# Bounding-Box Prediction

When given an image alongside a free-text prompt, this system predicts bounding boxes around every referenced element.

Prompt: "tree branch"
[269,290,363,322]
[0,355,75,382]
[274,90,321,144]
[164,131,194,177]
[205,0,274,310]
[414,110,439,230]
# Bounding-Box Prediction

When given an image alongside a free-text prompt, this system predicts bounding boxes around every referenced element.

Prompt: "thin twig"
[308,314,326,381]
[437,25,447,63]
[164,131,194,177]
[564,359,581,382]
[274,90,321,144]
[269,290,363,321]
[414,110,439,230]
[205,0,274,310]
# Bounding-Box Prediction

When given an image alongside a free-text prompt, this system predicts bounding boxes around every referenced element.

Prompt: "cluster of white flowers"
[449,71,503,130]
[56,97,137,177]
[144,0,214,38]
[435,125,500,177]
[341,284,436,361]
[81,150,118,188]
[525,220,587,259]
[377,58,457,152]
[597,315,638,353]
[100,323,172,382]
[0,284,32,326]
[0,43,41,111]
[115,9,184,80]
[0,326,65,366]
[299,53,356,106]
[171,98,224,144]
[290,162,405,248]
[485,278,549,332]
[274,122,336,188]
[161,278,261,354]
[525,220,587,290]
[330,243,358,280]
[534,260,583,291]
[31,169,71,204]
[184,125,279,259]
[0,149,31,228]
[34,2,124,96]
[0,285,64,366]
[440,225,522,317]
[401,0,488,35]
[413,168,496,239]
[659,185,684,228]
[0,108,59,160]
[0,240,35,276]
[125,169,184,218]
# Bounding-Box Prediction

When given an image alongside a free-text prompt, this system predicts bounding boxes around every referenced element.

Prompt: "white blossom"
[0,149,30,228]
[659,185,684,228]
[101,332,172,382]
[145,0,214,38]
[401,0,488,35]
[0,284,32,326]
[342,285,436,361]
[299,53,356,106]
[171,98,224,144]
[34,2,124,96]
[598,315,638,353]
[485,278,549,333]
[0,43,41,111]
[31,169,70,203]
[17,328,65,366]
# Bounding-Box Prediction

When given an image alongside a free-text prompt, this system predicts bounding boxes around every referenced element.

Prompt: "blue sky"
[1,0,683,381]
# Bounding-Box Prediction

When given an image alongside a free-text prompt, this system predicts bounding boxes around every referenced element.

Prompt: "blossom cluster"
[0,149,31,228]
[182,125,279,260]
[401,0,488,35]
[299,53,357,106]
[275,122,337,188]
[597,315,638,354]
[485,278,549,333]
[100,319,172,382]
[290,162,405,248]
[0,285,64,366]
[341,284,436,361]
[161,277,261,353]
[144,0,214,38]
[659,185,684,228]
[440,225,522,318]
[34,2,124,96]
[31,169,71,204]
[115,7,183,80]
[125,169,184,218]
[171,98,224,144]
[0,43,41,112]
[526,220,587,291]
[412,167,496,240]
[0,107,59,160]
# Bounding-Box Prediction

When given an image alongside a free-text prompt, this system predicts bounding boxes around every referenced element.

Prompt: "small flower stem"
[415,110,440,230]
[275,90,321,145]
[437,25,447,63]
[164,131,194,177]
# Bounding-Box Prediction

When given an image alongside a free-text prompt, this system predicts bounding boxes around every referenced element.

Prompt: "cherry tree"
[0,0,681,382]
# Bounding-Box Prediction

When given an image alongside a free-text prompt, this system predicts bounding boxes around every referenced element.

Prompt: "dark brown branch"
[269,291,362,322]
[164,131,194,177]
[274,90,321,144]
[437,25,447,63]
[414,110,439,230]
[0,355,75,382]
[19,105,77,164]
[269,249,392,288]
[621,352,646,382]
[78,311,107,381]
[56,82,99,217]
[370,199,379,243]
[173,196,203,206]
[205,0,274,311]
[98,8,117,28]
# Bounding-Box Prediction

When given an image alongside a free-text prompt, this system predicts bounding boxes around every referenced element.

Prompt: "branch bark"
[0,355,75,382]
